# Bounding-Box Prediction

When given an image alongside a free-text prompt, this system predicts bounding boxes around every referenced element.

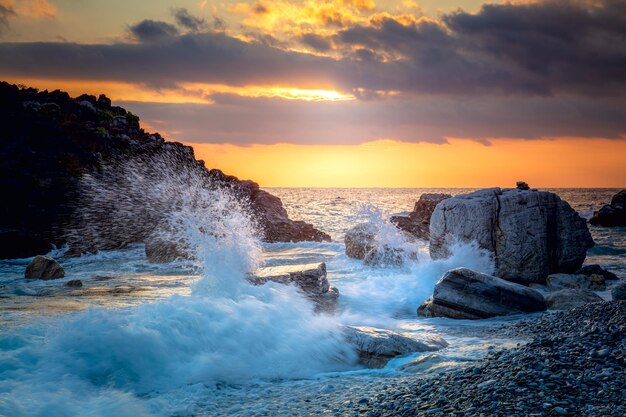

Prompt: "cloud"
[299,33,332,52]
[128,19,179,42]
[171,7,206,32]
[0,4,16,30]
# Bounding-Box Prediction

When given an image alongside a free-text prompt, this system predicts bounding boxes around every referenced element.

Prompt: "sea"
[0,188,624,416]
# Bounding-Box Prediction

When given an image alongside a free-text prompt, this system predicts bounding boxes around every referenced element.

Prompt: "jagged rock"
[544,289,603,310]
[575,264,618,281]
[342,326,448,368]
[430,187,594,284]
[145,240,190,263]
[546,273,606,291]
[418,268,547,319]
[589,190,626,227]
[248,262,338,312]
[0,82,330,259]
[344,223,415,267]
[65,279,83,287]
[611,283,626,301]
[24,255,65,279]
[516,181,530,190]
[391,193,451,240]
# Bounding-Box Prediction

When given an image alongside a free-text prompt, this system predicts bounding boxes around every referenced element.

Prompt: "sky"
[0,0,625,187]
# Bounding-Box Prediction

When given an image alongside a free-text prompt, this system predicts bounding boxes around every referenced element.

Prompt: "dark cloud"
[171,8,206,32]
[119,94,626,145]
[128,19,179,42]
[299,33,332,52]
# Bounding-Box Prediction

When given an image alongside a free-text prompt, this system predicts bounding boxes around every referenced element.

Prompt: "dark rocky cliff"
[0,82,329,259]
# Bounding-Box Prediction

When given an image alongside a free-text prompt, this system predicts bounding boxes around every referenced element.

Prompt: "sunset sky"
[0,0,625,187]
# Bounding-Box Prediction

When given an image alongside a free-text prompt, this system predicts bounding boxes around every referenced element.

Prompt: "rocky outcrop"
[430,187,594,284]
[0,82,329,259]
[589,190,626,227]
[575,264,618,281]
[342,326,448,368]
[418,268,547,319]
[612,283,626,301]
[248,263,339,312]
[390,193,451,240]
[24,255,65,279]
[546,273,606,291]
[344,223,415,267]
[544,289,603,310]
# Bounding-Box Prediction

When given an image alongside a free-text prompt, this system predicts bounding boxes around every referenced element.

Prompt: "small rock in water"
[516,181,530,190]
[24,255,65,279]
[65,279,83,287]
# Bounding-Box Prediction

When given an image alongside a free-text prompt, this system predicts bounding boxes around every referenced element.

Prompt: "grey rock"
[418,268,547,319]
[430,188,593,284]
[65,279,83,287]
[611,282,626,301]
[344,223,416,267]
[589,190,626,227]
[576,264,619,281]
[390,193,451,240]
[249,263,338,312]
[546,273,605,291]
[145,239,190,263]
[544,289,603,310]
[342,326,448,368]
[24,255,65,279]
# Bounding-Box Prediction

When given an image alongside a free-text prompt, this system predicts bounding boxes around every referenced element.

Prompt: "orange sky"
[190,139,626,188]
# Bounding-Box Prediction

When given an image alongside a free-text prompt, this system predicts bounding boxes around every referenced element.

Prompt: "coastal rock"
[390,193,451,240]
[0,82,330,259]
[145,239,189,263]
[418,268,547,319]
[24,255,65,279]
[65,279,83,287]
[575,264,618,281]
[344,223,415,267]
[342,326,448,368]
[546,273,606,291]
[589,190,626,227]
[516,181,530,190]
[248,262,338,312]
[544,289,603,310]
[611,283,626,301]
[430,187,594,284]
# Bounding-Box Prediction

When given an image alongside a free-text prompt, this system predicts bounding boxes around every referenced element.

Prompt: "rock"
[145,239,189,263]
[576,264,618,281]
[546,273,606,291]
[418,268,547,319]
[65,279,83,287]
[248,263,338,312]
[342,326,448,368]
[544,289,603,310]
[390,193,451,240]
[344,223,415,267]
[24,255,65,279]
[589,190,626,227]
[430,188,594,284]
[611,283,626,301]
[516,181,530,190]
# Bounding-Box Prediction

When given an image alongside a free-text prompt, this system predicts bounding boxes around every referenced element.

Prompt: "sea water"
[0,185,624,416]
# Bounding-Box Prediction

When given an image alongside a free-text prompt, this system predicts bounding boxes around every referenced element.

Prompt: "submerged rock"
[65,279,83,287]
[342,326,448,368]
[589,190,626,227]
[344,223,415,267]
[430,187,594,284]
[418,268,547,319]
[544,289,603,310]
[248,262,338,312]
[575,264,618,281]
[546,273,606,291]
[390,193,451,240]
[24,255,65,279]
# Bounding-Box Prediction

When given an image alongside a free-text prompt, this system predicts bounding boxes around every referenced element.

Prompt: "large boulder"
[344,223,416,267]
[248,262,338,312]
[430,187,594,284]
[24,255,65,279]
[418,268,547,319]
[546,273,606,291]
[589,190,626,227]
[390,193,451,240]
[544,289,603,310]
[342,326,448,368]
